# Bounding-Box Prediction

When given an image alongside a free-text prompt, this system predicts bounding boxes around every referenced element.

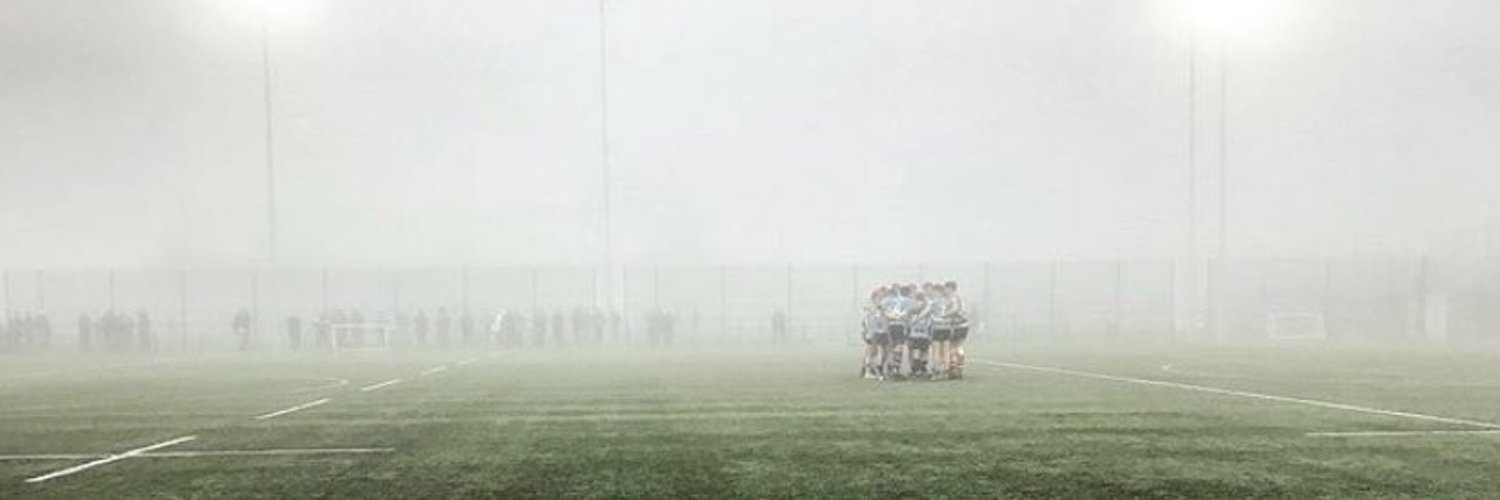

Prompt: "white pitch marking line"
[0,454,104,461]
[1,448,397,461]
[455,357,480,367]
[1307,430,1500,438]
[141,447,396,458]
[254,398,331,420]
[1159,364,1207,377]
[972,359,1500,430]
[359,379,402,392]
[419,366,448,377]
[24,435,196,483]
[287,377,350,394]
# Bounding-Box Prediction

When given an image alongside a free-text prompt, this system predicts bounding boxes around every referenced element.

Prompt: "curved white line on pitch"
[1307,429,1500,438]
[976,359,1500,430]
[359,379,402,392]
[285,377,351,394]
[255,398,331,420]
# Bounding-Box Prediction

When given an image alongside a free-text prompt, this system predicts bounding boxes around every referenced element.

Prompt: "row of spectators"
[2,307,795,353]
[1,312,53,350]
[259,307,763,350]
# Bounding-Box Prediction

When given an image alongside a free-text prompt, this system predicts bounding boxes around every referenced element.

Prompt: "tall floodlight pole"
[1186,24,1198,260]
[1184,21,1200,339]
[260,8,279,267]
[1217,39,1229,259]
[598,0,613,311]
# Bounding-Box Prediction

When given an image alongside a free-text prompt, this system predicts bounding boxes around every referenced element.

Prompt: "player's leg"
[907,319,930,378]
[930,327,951,379]
[910,336,931,378]
[885,324,907,380]
[950,325,969,378]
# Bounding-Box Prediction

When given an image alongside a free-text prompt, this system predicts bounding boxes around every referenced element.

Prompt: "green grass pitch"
[4,343,1500,498]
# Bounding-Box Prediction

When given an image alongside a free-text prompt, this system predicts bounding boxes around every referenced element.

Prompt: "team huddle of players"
[861,281,968,381]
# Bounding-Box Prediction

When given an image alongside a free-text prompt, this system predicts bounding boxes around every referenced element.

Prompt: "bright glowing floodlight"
[227,0,320,29]
[1188,0,1287,42]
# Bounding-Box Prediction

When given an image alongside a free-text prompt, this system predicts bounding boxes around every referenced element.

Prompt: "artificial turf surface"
[4,343,1500,498]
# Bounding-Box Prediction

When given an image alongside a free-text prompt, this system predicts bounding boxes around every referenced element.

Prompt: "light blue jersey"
[927,295,949,318]
[881,295,911,317]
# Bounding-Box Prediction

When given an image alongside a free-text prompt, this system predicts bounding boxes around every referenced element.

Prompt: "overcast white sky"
[1,0,1498,267]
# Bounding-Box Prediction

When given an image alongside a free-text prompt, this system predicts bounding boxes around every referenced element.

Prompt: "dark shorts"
[887,324,908,343]
[908,337,931,351]
[932,328,952,342]
[952,326,969,343]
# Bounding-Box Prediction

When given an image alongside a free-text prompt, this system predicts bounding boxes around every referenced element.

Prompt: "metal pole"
[1322,258,1333,339]
[108,269,116,312]
[1206,260,1217,341]
[1112,260,1123,339]
[1,269,10,316]
[320,268,329,312]
[260,8,278,266]
[530,267,539,311]
[720,266,728,340]
[1187,21,1199,259]
[250,268,260,349]
[1217,39,1229,259]
[1168,260,1178,341]
[1415,256,1428,338]
[621,267,630,340]
[983,262,992,338]
[1048,260,1059,338]
[653,265,660,309]
[179,269,188,351]
[597,0,613,314]
[391,270,401,313]
[35,270,45,311]
[785,263,793,331]
[461,267,471,313]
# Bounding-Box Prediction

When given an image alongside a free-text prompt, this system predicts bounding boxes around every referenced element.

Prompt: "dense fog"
[2,0,1498,269]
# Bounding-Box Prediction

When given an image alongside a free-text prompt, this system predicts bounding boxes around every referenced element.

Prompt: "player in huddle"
[862,281,970,381]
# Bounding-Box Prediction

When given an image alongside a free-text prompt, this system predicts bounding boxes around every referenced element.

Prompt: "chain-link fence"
[2,258,1498,352]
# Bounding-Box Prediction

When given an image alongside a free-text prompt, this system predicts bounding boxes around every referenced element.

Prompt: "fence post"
[2,268,10,317]
[320,268,329,313]
[35,270,45,311]
[621,267,630,341]
[461,266,471,314]
[982,262,992,339]
[719,266,728,341]
[250,268,260,349]
[1206,260,1217,341]
[785,263,793,334]
[1111,260,1123,339]
[1322,258,1333,339]
[1168,259,1178,342]
[178,268,189,351]
[1048,260,1059,339]
[391,270,401,314]
[1415,256,1428,338]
